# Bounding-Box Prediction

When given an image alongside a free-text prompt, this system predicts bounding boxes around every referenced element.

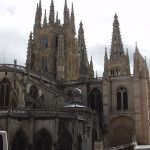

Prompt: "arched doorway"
[11,129,27,150]
[34,129,52,150]
[110,116,134,147]
[59,129,72,150]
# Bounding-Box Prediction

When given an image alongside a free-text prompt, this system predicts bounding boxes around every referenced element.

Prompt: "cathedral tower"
[26,0,93,81]
[104,14,130,77]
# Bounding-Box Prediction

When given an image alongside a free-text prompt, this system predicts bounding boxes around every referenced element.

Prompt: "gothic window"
[0,78,10,107]
[91,93,96,109]
[30,85,38,99]
[116,87,128,110]
[42,57,47,72]
[11,129,27,150]
[89,88,103,115]
[34,129,52,150]
[58,129,72,150]
[43,36,48,48]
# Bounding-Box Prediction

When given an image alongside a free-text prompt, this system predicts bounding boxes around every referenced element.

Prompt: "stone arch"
[58,129,73,150]
[34,128,53,150]
[0,78,11,107]
[109,116,134,147]
[11,128,28,150]
[88,88,103,114]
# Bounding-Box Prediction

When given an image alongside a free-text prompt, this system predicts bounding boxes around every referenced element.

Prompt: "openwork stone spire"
[110,13,124,61]
[103,14,130,77]
[78,21,88,75]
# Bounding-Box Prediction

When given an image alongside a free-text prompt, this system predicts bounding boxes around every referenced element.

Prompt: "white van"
[0,131,8,150]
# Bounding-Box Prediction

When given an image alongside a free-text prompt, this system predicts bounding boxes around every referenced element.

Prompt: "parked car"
[0,131,8,150]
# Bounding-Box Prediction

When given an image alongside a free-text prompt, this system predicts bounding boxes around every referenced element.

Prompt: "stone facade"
[0,0,150,150]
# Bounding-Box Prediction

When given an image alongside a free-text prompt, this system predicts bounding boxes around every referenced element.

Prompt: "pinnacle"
[114,13,119,24]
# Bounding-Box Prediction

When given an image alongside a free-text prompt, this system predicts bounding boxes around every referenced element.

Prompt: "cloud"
[0,28,27,66]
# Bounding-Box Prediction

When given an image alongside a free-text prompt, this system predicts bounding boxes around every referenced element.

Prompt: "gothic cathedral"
[0,0,149,150]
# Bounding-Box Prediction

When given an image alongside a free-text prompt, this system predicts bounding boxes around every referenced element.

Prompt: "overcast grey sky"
[0,0,150,76]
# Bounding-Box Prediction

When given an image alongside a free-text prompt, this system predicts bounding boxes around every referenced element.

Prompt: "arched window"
[34,129,52,150]
[30,85,38,99]
[91,93,96,109]
[43,36,48,48]
[42,57,47,72]
[116,87,128,110]
[0,78,10,107]
[11,129,27,150]
[89,88,103,114]
[59,129,72,150]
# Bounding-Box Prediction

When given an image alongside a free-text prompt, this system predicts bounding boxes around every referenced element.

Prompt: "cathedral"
[0,0,150,150]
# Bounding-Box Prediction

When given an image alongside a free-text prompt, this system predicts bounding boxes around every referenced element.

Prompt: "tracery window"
[0,78,10,107]
[11,129,27,150]
[43,36,48,48]
[89,88,103,113]
[30,85,38,99]
[116,87,128,110]
[35,129,52,150]
[42,57,47,72]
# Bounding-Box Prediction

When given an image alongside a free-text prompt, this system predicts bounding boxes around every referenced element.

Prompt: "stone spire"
[103,47,108,78]
[90,56,93,69]
[78,21,88,75]
[34,0,42,29]
[70,3,75,32]
[49,0,55,25]
[110,13,124,62]
[26,32,33,69]
[64,0,70,26]
[43,9,47,27]
[107,14,130,76]
[56,11,60,25]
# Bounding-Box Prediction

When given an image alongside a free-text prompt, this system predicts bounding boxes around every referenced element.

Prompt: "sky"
[0,0,150,77]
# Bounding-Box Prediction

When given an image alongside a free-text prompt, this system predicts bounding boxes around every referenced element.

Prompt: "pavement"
[134,145,150,150]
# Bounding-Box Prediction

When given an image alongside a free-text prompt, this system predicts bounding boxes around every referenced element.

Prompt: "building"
[0,0,149,150]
